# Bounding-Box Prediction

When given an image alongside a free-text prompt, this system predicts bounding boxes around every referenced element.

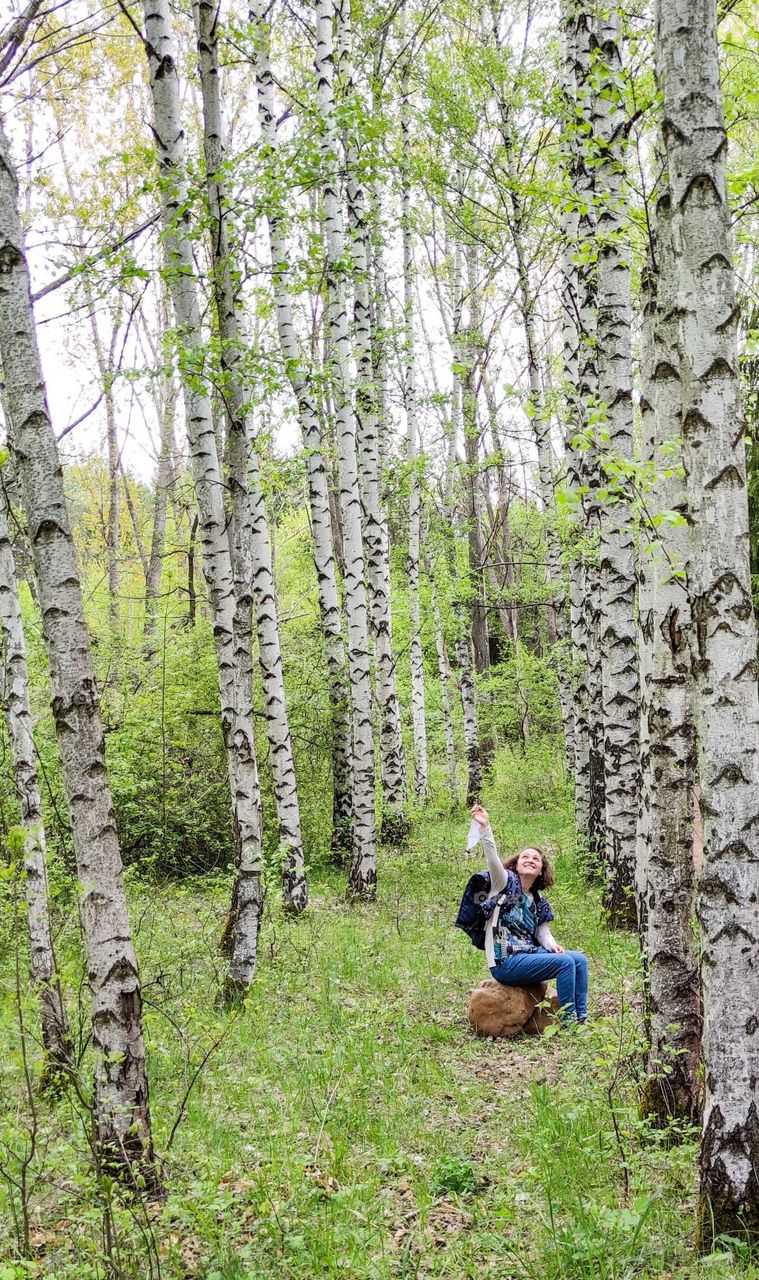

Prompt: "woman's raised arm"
[471,806,508,894]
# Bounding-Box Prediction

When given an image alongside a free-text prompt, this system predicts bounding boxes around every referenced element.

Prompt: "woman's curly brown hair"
[502,847,555,891]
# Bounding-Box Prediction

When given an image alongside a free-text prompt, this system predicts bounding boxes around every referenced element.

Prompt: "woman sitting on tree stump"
[471,805,589,1025]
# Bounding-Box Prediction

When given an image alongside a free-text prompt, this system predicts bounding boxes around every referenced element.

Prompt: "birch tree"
[336,0,408,835]
[427,557,458,804]
[141,292,177,643]
[447,238,483,805]
[140,0,264,992]
[89,308,121,639]
[400,51,429,804]
[0,473,70,1076]
[561,0,605,860]
[315,0,377,897]
[560,4,589,841]
[594,8,640,926]
[460,251,490,681]
[657,0,759,1240]
[251,0,354,855]
[0,120,153,1175]
[194,0,307,914]
[637,204,700,1127]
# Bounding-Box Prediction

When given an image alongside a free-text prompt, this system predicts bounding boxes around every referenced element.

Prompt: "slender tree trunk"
[637,204,701,1128]
[120,465,148,580]
[0,478,71,1077]
[315,0,377,897]
[252,1,353,855]
[481,377,519,647]
[595,8,640,926]
[400,54,429,804]
[91,316,121,638]
[337,1,408,836]
[144,371,176,641]
[0,122,154,1176]
[448,237,483,803]
[458,631,482,806]
[54,140,122,643]
[657,0,759,1241]
[492,63,575,769]
[141,0,263,994]
[106,394,120,630]
[194,0,307,913]
[428,558,458,806]
[461,267,490,678]
[187,513,198,627]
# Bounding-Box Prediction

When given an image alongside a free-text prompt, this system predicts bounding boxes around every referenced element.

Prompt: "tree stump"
[467,979,560,1038]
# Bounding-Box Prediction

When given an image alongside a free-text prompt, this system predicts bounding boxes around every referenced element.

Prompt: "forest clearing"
[1,751,709,1280]
[1,0,759,1275]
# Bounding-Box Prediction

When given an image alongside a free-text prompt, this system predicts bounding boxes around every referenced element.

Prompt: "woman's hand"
[547,942,565,954]
[471,804,490,830]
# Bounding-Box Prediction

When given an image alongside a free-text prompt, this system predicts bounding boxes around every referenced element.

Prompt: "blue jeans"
[490,948,589,1023]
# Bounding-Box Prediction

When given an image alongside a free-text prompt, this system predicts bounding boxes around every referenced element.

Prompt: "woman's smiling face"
[515,847,544,879]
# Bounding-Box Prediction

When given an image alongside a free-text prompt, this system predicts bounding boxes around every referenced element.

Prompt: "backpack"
[454,869,548,952]
[454,871,495,950]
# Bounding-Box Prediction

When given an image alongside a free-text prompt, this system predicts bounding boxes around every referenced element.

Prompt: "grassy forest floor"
[0,745,756,1280]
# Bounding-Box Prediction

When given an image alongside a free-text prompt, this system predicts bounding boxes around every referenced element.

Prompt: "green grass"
[0,744,756,1278]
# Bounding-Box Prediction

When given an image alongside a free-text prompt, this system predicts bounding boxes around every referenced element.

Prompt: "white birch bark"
[0,121,153,1172]
[575,8,605,869]
[83,310,122,637]
[448,238,483,804]
[194,0,307,914]
[140,0,263,992]
[427,557,458,806]
[561,1,604,859]
[144,372,175,641]
[315,0,377,897]
[142,289,176,642]
[458,631,482,806]
[481,372,519,648]
[637,204,700,1126]
[369,179,390,474]
[657,0,759,1239]
[252,1,353,855]
[461,256,490,680]
[594,8,640,926]
[336,0,408,835]
[400,55,429,804]
[0,477,70,1073]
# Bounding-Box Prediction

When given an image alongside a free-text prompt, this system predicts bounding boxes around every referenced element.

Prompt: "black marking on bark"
[0,240,23,273]
[660,605,684,653]
[710,762,750,787]
[691,592,710,662]
[705,464,744,491]
[698,252,732,274]
[641,608,654,643]
[699,873,740,902]
[682,407,711,438]
[653,359,680,382]
[679,172,723,211]
[716,305,740,334]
